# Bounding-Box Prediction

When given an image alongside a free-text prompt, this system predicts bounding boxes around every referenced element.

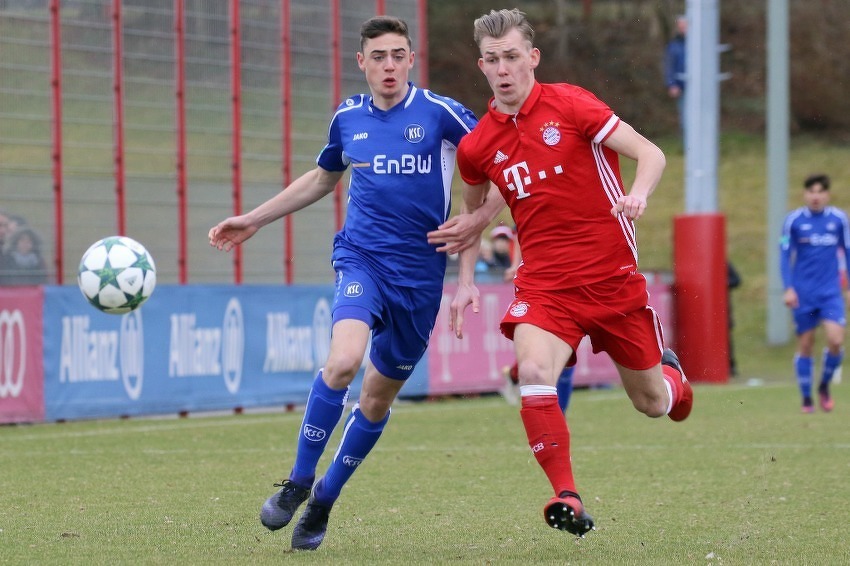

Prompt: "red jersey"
[457,82,637,290]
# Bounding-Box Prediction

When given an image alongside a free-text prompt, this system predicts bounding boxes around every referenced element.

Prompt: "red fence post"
[417,0,428,88]
[49,0,64,284]
[229,0,243,284]
[175,0,188,284]
[281,0,294,284]
[330,0,343,232]
[111,0,126,236]
[673,213,729,383]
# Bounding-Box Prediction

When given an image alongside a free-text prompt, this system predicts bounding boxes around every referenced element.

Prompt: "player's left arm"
[604,121,666,220]
[450,180,490,338]
[428,182,505,253]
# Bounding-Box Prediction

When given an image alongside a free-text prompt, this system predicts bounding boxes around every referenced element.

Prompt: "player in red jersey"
[441,8,694,538]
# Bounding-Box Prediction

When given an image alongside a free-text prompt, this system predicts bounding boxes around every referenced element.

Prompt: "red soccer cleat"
[544,491,595,537]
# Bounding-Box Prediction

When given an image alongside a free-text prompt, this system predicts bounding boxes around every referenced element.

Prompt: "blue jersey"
[780,206,850,300]
[317,83,478,290]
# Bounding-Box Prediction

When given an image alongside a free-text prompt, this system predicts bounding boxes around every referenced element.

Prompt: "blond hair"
[473,8,534,47]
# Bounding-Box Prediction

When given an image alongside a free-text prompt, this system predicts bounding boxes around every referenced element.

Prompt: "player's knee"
[515,360,550,386]
[628,389,667,418]
[322,356,361,388]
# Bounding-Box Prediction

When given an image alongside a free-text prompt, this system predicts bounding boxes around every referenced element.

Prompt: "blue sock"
[289,371,349,488]
[313,405,389,506]
[794,355,813,401]
[556,366,574,413]
[821,349,843,389]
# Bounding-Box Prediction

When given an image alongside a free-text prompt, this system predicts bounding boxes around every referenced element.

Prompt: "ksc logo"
[404,124,425,143]
[344,282,363,298]
[0,309,25,399]
[303,424,327,442]
[342,455,363,468]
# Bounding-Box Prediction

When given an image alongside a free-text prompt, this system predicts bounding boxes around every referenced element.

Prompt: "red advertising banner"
[0,286,45,423]
[428,275,673,395]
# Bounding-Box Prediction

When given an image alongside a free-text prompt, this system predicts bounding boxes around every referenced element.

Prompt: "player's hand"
[449,283,480,339]
[208,216,259,252]
[427,214,484,254]
[783,288,799,309]
[611,194,647,220]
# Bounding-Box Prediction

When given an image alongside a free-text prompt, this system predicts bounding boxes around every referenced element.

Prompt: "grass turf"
[2,381,848,565]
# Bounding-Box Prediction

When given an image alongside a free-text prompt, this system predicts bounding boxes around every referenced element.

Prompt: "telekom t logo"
[503,161,532,199]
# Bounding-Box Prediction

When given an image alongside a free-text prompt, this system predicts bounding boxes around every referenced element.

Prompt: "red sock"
[662,365,682,411]
[520,394,576,496]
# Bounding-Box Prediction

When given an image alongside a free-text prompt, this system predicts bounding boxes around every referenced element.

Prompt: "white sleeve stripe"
[591,141,638,262]
[593,114,620,145]
[423,89,474,134]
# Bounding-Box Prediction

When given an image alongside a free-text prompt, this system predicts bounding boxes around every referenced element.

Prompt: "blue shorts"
[332,257,442,380]
[793,292,846,335]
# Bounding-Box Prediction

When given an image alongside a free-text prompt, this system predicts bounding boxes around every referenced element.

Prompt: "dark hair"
[360,16,411,52]
[473,8,534,47]
[804,173,830,190]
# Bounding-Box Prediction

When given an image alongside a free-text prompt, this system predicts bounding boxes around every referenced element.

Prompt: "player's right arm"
[209,166,344,252]
[779,213,797,307]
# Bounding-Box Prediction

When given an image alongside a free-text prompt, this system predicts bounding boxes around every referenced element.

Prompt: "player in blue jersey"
[208,16,481,551]
[780,173,850,413]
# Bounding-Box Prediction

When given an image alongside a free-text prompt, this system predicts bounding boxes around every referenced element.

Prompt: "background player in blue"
[208,16,479,550]
[780,173,850,413]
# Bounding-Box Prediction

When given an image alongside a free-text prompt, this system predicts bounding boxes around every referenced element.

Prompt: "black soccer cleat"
[291,496,332,551]
[544,491,595,537]
[260,479,311,531]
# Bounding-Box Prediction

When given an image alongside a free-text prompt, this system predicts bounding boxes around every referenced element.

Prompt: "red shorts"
[500,272,664,371]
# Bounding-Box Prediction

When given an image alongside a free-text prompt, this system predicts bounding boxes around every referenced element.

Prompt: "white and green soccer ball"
[77,236,157,315]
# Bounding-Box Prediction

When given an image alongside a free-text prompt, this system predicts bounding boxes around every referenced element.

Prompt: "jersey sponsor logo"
[540,121,561,146]
[353,132,369,141]
[303,424,327,442]
[404,124,425,143]
[344,282,363,297]
[373,154,432,174]
[342,455,363,468]
[493,150,508,164]
[806,233,839,246]
[502,160,566,200]
[509,301,529,317]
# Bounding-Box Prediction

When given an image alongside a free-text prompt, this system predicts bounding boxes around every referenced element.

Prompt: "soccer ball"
[77,236,157,315]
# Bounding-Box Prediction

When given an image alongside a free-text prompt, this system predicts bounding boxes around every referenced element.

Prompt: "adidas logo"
[493,150,508,164]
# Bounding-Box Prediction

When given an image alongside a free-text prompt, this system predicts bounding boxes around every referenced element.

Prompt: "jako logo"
[353,132,368,141]
[303,424,327,442]
[342,455,363,468]
[344,282,363,297]
[404,124,425,143]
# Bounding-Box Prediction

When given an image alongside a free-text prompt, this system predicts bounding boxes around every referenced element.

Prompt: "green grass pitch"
[2,381,848,564]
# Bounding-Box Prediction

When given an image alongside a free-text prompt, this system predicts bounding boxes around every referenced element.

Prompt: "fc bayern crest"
[540,121,561,146]
[509,301,529,317]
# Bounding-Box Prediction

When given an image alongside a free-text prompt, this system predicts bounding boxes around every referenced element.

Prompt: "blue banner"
[43,285,428,421]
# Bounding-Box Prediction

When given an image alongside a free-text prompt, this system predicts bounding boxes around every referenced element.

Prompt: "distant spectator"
[0,209,14,285]
[727,261,742,376]
[5,225,49,285]
[489,225,514,270]
[664,14,687,140]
